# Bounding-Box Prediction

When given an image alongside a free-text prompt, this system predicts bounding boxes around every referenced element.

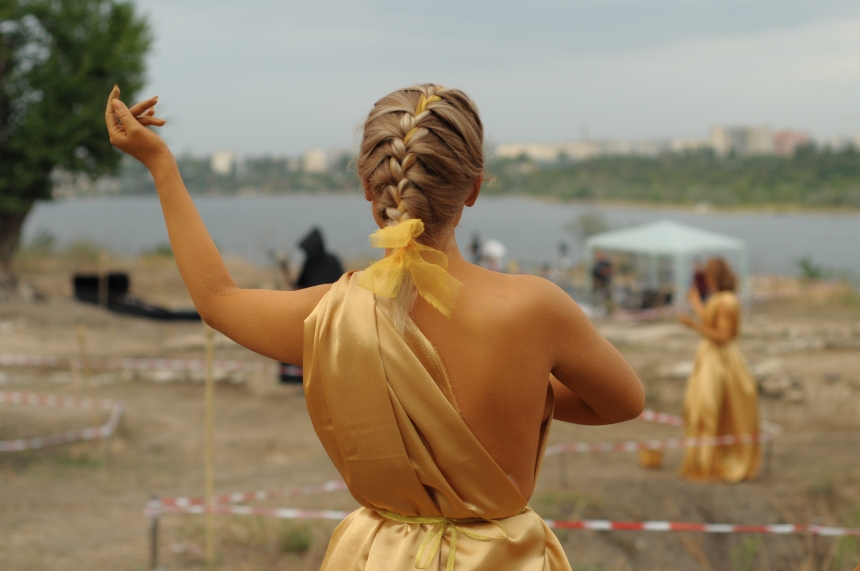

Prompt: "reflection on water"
[22,194,860,276]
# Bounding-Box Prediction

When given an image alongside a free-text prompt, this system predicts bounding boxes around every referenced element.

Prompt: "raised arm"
[540,283,644,425]
[679,302,735,345]
[687,287,707,320]
[105,87,329,364]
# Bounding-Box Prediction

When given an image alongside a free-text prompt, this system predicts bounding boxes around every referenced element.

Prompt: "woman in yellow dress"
[678,258,760,482]
[105,83,644,570]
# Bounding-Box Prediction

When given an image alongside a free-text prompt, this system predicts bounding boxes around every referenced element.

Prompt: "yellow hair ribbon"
[376,510,509,571]
[415,92,442,115]
[402,128,419,145]
[358,219,462,317]
[402,91,441,145]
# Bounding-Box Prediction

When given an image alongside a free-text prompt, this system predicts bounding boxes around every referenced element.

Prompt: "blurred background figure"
[481,238,507,271]
[469,233,482,264]
[294,228,344,290]
[692,258,709,301]
[277,227,343,384]
[556,241,573,271]
[678,257,760,482]
[591,249,614,315]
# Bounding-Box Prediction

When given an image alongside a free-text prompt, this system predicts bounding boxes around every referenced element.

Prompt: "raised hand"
[686,287,699,302]
[105,85,169,167]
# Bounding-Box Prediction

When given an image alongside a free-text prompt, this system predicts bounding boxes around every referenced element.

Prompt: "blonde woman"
[678,257,760,482]
[105,84,644,570]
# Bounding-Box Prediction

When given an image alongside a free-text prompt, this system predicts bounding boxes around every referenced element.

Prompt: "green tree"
[0,0,150,286]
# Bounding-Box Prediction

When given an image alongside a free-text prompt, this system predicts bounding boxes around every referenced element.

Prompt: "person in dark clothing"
[280,227,344,383]
[591,249,614,314]
[692,258,709,301]
[295,228,345,290]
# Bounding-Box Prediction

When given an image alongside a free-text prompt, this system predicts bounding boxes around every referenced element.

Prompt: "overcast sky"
[133,0,860,155]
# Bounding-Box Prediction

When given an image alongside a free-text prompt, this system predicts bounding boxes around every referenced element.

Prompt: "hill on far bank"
[486,146,860,208]
[67,146,860,209]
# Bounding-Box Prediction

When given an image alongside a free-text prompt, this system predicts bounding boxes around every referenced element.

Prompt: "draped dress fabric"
[681,291,761,482]
[303,272,571,570]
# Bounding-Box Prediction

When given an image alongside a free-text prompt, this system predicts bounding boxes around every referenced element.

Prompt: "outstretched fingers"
[111,98,143,132]
[138,116,167,127]
[107,88,166,135]
[129,95,158,117]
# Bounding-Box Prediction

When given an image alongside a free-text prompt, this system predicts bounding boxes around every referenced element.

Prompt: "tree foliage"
[1,0,150,213]
[0,0,150,281]
[487,147,860,207]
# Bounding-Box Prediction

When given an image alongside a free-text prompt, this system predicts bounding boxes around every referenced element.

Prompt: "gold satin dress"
[303,273,571,570]
[681,291,761,482]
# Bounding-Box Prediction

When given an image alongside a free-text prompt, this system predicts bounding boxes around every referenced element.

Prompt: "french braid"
[357,84,486,329]
[358,84,485,240]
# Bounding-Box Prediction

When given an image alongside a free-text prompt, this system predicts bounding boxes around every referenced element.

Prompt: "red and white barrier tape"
[545,408,781,454]
[0,354,63,367]
[147,499,349,521]
[0,391,114,410]
[0,402,124,452]
[545,431,773,455]
[160,480,348,508]
[637,409,684,427]
[0,354,271,372]
[144,500,860,537]
[545,519,860,537]
[637,409,781,435]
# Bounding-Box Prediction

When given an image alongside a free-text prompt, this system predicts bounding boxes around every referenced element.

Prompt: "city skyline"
[190,123,856,165]
[135,0,860,155]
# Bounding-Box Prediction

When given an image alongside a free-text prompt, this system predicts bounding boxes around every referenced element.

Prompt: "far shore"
[45,191,860,216]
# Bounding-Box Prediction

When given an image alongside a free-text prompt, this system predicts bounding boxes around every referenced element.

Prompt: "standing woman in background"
[678,257,760,482]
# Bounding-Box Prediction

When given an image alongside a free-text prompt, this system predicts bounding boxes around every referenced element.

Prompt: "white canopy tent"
[583,220,749,306]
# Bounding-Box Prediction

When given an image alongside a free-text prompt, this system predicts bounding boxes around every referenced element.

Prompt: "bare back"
[410,261,642,498]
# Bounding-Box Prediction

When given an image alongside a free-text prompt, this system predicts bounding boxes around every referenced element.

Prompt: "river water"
[22,194,860,276]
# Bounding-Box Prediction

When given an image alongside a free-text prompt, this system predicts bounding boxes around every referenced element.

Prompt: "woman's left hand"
[677,314,696,328]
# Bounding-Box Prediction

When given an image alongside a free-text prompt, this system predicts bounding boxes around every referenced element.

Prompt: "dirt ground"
[1,254,859,571]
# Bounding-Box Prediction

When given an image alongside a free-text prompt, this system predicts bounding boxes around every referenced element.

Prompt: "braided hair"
[356,84,485,329]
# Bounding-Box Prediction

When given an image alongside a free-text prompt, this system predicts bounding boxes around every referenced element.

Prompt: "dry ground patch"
[1,256,859,570]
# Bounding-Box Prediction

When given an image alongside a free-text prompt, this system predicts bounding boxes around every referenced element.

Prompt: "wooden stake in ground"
[98,251,109,308]
[204,324,216,567]
[75,323,92,388]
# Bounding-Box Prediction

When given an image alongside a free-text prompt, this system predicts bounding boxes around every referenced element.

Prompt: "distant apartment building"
[773,130,810,156]
[495,137,709,162]
[302,148,328,173]
[210,150,246,177]
[710,125,774,157]
[669,138,713,153]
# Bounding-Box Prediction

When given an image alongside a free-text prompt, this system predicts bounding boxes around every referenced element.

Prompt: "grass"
[829,508,860,571]
[219,516,312,554]
[730,536,760,571]
[277,522,313,554]
[0,442,107,476]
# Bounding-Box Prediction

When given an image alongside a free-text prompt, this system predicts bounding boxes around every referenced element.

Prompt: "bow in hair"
[358,219,462,317]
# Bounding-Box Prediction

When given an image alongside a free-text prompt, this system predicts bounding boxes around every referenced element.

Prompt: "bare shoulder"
[712,291,740,312]
[463,268,585,328]
[505,272,572,305]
